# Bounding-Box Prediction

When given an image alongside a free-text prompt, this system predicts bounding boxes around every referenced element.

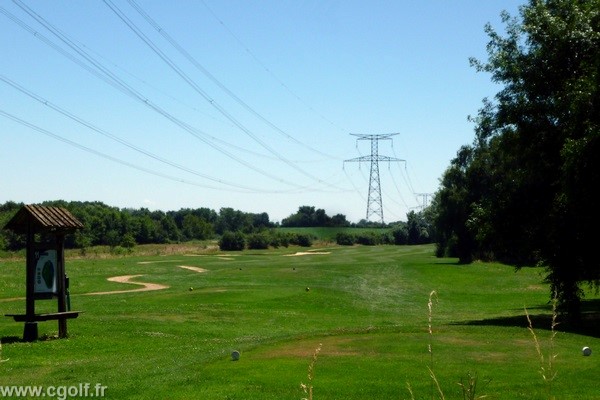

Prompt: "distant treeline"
[0,201,433,251]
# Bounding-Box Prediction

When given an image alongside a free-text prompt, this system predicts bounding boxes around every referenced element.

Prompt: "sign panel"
[34,250,57,294]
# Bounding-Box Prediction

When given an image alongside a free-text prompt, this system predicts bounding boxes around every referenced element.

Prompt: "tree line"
[0,200,273,251]
[429,0,599,320]
[0,201,433,252]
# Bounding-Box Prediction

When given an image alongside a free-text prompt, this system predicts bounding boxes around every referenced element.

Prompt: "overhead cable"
[127,0,340,161]
[102,0,340,189]
[8,1,318,191]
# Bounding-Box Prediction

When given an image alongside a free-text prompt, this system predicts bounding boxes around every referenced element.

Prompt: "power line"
[126,0,339,161]
[0,74,286,193]
[198,0,348,135]
[344,133,404,224]
[0,108,249,192]
[7,1,320,191]
[102,0,339,190]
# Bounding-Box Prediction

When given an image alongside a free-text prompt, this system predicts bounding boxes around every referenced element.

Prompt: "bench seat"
[5,311,81,322]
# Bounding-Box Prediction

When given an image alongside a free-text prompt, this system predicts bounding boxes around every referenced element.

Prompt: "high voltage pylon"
[344,133,404,224]
[415,193,434,211]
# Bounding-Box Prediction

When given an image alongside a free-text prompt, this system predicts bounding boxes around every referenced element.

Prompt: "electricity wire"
[198,0,348,136]
[0,74,295,193]
[127,0,340,161]
[0,108,254,192]
[102,0,340,189]
[8,1,321,191]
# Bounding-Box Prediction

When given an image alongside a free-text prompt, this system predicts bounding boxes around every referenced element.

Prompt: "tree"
[434,0,600,319]
[182,214,213,240]
[216,208,251,234]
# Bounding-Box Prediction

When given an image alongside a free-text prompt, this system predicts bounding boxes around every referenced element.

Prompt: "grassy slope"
[0,244,598,399]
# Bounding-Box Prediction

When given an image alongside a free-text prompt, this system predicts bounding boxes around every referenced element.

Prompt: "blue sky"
[0,0,524,223]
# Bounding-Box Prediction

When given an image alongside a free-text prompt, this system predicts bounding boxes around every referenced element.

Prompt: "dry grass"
[408,290,487,400]
[525,294,559,399]
[300,343,322,400]
[0,341,9,363]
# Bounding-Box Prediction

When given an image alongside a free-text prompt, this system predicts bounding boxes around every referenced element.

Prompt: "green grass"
[277,226,391,242]
[0,244,598,399]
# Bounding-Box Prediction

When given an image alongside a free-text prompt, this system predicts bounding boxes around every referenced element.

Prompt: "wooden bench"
[5,311,81,322]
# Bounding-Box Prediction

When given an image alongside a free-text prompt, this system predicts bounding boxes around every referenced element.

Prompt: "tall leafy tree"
[434,0,599,318]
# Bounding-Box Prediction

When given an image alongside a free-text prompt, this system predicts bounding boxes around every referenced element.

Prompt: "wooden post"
[56,233,68,338]
[23,221,38,342]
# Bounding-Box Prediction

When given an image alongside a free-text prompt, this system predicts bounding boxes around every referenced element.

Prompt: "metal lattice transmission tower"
[415,193,434,211]
[344,133,404,224]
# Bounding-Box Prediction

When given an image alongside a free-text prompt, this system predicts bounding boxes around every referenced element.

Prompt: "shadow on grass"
[1,336,22,344]
[1,334,65,344]
[453,299,600,339]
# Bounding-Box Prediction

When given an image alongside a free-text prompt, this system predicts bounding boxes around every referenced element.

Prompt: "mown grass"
[277,226,392,242]
[0,244,598,399]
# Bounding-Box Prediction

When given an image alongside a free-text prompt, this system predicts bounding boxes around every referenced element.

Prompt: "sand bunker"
[177,266,208,273]
[84,275,169,295]
[284,251,331,257]
[1,266,207,301]
[137,260,183,264]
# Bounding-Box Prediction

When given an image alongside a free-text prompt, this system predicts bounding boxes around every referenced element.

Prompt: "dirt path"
[84,275,170,296]
[284,251,331,257]
[177,266,208,273]
[1,266,208,301]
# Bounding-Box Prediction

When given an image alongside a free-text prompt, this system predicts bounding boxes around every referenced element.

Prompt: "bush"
[356,232,379,246]
[247,232,270,250]
[335,232,355,246]
[121,233,137,249]
[218,231,246,251]
[269,232,291,248]
[392,225,409,245]
[291,233,313,247]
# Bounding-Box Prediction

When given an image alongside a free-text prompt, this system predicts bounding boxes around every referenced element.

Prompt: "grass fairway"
[1,244,598,399]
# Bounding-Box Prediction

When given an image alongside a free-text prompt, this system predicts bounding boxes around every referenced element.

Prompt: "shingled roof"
[3,205,84,234]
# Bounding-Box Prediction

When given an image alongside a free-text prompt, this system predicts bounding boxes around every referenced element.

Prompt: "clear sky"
[0,0,524,223]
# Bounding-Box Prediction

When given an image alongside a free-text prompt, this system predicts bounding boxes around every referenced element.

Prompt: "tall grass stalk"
[0,340,8,363]
[458,372,487,400]
[525,294,558,399]
[427,290,441,400]
[409,291,486,400]
[301,343,322,400]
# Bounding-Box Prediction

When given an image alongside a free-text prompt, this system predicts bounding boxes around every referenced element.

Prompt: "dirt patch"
[284,251,331,257]
[84,275,169,295]
[0,296,24,303]
[137,260,183,264]
[178,266,208,273]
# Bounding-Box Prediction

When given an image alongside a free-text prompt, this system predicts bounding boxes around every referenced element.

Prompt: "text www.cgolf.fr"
[0,383,107,399]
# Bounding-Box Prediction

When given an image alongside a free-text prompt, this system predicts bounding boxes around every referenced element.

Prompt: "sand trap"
[137,260,183,264]
[177,266,208,273]
[84,275,169,295]
[284,251,331,257]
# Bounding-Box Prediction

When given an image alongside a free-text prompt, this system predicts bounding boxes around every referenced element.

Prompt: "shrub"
[218,231,246,251]
[392,225,409,245]
[335,232,355,246]
[247,232,270,250]
[269,232,291,248]
[291,233,313,247]
[121,233,137,249]
[356,232,379,246]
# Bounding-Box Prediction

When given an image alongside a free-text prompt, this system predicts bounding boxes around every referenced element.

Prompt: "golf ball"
[582,346,592,356]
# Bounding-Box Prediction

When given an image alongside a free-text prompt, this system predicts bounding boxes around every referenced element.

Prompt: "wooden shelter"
[3,205,84,341]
